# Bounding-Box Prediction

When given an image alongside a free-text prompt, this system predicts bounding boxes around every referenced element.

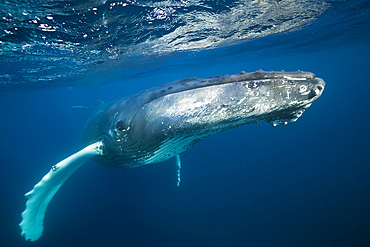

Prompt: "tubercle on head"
[271,120,291,127]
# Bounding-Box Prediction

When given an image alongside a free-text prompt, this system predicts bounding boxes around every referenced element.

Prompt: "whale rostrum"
[20,70,325,241]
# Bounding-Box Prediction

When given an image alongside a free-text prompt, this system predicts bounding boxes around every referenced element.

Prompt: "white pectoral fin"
[19,141,103,242]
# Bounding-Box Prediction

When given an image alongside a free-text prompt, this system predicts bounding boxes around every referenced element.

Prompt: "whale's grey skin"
[82,70,325,168]
[19,70,325,242]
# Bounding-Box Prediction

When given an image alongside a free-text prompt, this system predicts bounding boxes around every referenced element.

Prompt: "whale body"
[83,70,325,168]
[20,70,325,241]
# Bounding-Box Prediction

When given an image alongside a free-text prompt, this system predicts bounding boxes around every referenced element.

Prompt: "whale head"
[82,70,325,168]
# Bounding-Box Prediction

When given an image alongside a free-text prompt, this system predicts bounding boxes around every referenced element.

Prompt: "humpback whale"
[20,70,325,241]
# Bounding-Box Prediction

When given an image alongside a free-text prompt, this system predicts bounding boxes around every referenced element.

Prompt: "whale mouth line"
[158,70,317,96]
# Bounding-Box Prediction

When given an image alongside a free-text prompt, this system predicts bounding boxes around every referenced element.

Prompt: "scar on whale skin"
[19,70,325,241]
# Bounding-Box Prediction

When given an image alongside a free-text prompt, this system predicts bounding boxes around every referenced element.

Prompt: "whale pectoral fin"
[176,155,181,186]
[19,141,103,242]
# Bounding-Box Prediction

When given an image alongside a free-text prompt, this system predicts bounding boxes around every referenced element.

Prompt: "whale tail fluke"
[19,141,103,241]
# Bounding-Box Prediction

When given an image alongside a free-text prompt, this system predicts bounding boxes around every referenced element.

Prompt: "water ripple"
[0,0,366,89]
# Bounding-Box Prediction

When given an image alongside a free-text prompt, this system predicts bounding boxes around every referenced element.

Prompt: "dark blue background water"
[1,1,370,246]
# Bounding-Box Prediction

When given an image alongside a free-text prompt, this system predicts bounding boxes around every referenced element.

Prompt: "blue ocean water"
[1,0,370,246]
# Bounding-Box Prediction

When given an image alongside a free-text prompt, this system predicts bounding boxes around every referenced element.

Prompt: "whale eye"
[116,121,128,132]
[113,120,130,139]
